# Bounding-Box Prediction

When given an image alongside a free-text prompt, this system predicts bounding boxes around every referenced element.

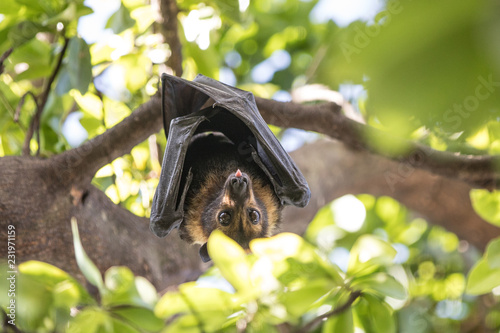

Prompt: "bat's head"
[181,168,282,262]
[215,169,276,247]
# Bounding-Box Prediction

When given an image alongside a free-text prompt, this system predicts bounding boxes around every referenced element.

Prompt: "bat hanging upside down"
[150,73,310,263]
[178,133,282,262]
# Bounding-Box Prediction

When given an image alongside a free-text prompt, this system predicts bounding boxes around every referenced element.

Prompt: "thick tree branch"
[52,96,163,186]
[55,91,500,192]
[256,97,500,190]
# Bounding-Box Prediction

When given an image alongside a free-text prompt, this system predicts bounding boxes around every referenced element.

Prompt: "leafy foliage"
[3,196,500,332]
[1,217,404,332]
[1,0,500,331]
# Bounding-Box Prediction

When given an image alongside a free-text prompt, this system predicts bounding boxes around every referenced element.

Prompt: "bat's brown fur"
[178,133,282,249]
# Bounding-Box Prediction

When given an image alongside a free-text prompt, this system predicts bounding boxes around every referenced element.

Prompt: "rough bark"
[0,155,208,291]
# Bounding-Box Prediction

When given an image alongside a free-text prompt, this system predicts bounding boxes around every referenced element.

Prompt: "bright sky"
[310,0,385,26]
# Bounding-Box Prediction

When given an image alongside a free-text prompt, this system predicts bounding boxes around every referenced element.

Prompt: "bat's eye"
[248,210,260,225]
[218,211,231,226]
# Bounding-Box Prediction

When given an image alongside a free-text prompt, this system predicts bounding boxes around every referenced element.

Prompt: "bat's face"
[212,169,274,248]
[181,168,282,260]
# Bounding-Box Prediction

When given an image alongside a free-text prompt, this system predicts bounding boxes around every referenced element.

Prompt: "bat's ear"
[199,243,211,262]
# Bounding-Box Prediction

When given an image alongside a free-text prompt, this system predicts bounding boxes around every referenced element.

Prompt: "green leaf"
[155,283,234,322]
[106,3,136,34]
[18,260,75,287]
[352,273,406,300]
[52,280,85,308]
[1,273,52,331]
[280,279,335,317]
[9,37,52,80]
[347,235,397,277]
[103,266,146,307]
[323,308,354,333]
[0,0,22,14]
[118,54,151,92]
[55,65,72,95]
[67,37,92,95]
[251,232,344,286]
[184,41,220,79]
[112,307,164,332]
[466,257,500,295]
[155,291,189,319]
[164,314,203,333]
[304,204,336,245]
[367,296,395,333]
[45,2,93,25]
[156,282,237,330]
[356,294,395,333]
[67,308,113,333]
[135,276,158,308]
[470,189,500,227]
[213,0,241,23]
[15,0,66,16]
[208,230,252,292]
[7,21,43,47]
[104,97,131,128]
[105,266,135,292]
[111,317,141,333]
[485,238,500,269]
[19,260,94,306]
[80,114,105,138]
[130,6,156,33]
[71,217,104,292]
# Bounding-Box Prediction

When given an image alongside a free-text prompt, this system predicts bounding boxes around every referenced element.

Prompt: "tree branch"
[297,291,362,333]
[158,0,183,76]
[0,47,13,75]
[256,97,500,190]
[52,96,163,186]
[22,37,70,156]
[53,88,499,204]
[12,91,38,132]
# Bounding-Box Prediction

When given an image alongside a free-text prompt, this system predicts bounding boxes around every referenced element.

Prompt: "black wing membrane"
[150,73,310,238]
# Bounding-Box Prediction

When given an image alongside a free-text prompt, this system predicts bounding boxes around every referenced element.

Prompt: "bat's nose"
[229,171,249,200]
[230,174,248,190]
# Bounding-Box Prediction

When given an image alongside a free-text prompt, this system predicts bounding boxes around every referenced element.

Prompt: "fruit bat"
[150,73,310,262]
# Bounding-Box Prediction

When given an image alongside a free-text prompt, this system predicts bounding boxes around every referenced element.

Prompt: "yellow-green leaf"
[470,189,500,227]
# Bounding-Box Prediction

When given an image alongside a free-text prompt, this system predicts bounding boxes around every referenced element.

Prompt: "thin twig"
[1,308,22,333]
[14,91,38,122]
[22,37,70,156]
[297,291,362,333]
[0,47,13,75]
